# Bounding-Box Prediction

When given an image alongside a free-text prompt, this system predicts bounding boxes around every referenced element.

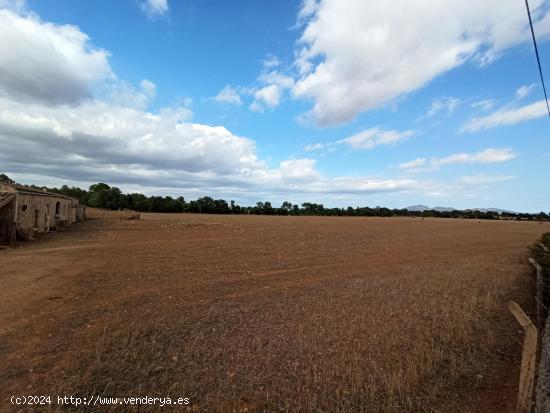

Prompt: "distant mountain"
[404,205,430,212]
[405,205,455,212]
[405,205,516,214]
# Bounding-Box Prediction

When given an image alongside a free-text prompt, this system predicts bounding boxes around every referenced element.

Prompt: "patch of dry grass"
[52,255,528,412]
[3,213,545,412]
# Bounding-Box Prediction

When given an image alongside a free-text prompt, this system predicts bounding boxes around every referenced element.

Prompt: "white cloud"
[140,0,169,18]
[0,8,112,105]
[0,94,422,197]
[515,83,536,99]
[278,159,320,182]
[432,148,516,167]
[248,70,295,112]
[262,55,280,69]
[229,57,294,113]
[140,79,156,97]
[456,174,514,185]
[304,142,330,152]
[338,128,415,150]
[258,71,295,90]
[0,97,243,173]
[470,99,496,110]
[462,100,549,132]
[398,158,427,170]
[422,97,460,119]
[0,4,479,203]
[249,84,281,112]
[212,85,242,105]
[0,0,27,12]
[108,79,157,109]
[303,127,414,153]
[297,0,319,25]
[292,0,550,126]
[399,148,516,172]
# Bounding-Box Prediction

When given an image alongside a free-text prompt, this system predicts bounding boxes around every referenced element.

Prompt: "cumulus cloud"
[399,148,516,172]
[0,94,421,197]
[0,4,440,201]
[0,8,112,105]
[278,159,320,182]
[140,0,169,18]
[0,97,249,174]
[247,70,295,112]
[462,100,549,132]
[249,84,281,112]
[108,79,157,109]
[212,85,242,105]
[258,71,295,91]
[292,0,550,126]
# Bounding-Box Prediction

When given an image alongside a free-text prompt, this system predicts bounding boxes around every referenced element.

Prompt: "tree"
[127,193,149,211]
[89,183,111,194]
[229,200,241,214]
[87,184,127,209]
[0,173,12,183]
[213,199,230,214]
[263,201,274,215]
[281,201,292,211]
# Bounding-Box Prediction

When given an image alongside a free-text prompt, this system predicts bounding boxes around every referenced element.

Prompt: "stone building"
[0,182,86,246]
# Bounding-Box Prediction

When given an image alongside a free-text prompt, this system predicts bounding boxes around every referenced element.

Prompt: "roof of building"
[0,182,76,200]
[0,193,16,209]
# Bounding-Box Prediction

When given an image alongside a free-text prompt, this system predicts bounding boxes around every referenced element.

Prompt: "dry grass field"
[0,209,548,412]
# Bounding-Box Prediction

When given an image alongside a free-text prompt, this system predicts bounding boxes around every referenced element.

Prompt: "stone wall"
[0,197,15,245]
[15,193,73,240]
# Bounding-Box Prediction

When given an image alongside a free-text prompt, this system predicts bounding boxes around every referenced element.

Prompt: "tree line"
[42,182,550,221]
[1,174,548,220]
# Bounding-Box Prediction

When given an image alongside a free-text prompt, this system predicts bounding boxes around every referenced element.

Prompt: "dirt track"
[0,210,548,412]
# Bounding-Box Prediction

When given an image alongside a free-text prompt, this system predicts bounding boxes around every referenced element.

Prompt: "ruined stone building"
[0,182,86,246]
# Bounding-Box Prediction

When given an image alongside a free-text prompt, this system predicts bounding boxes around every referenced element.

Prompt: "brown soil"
[0,209,547,412]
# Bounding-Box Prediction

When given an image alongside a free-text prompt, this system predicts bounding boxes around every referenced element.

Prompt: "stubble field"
[0,210,548,412]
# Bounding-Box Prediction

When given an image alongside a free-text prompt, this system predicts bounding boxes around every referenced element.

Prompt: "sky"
[0,0,549,212]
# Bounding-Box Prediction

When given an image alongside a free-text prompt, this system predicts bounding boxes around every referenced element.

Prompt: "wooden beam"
[509,301,538,413]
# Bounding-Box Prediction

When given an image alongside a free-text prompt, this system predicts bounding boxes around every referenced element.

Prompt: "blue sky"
[1,0,549,211]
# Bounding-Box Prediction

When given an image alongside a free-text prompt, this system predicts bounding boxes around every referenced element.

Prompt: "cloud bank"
[0,6,423,201]
[292,0,550,125]
[0,8,112,105]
